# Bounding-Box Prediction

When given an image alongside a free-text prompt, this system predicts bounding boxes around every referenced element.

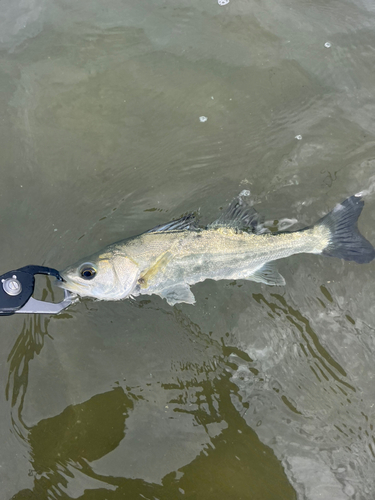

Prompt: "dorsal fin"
[209,193,266,233]
[146,214,198,233]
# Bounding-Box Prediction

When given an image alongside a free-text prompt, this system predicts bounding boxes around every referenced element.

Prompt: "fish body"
[59,194,375,305]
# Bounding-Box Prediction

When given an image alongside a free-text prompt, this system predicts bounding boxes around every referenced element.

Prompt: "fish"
[58,193,375,306]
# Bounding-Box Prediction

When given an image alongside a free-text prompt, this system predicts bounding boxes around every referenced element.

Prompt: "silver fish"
[59,194,374,306]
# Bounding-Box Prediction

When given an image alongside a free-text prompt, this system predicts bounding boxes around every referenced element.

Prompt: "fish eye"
[79,264,97,280]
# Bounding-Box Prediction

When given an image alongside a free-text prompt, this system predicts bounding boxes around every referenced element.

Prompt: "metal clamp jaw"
[0,265,75,316]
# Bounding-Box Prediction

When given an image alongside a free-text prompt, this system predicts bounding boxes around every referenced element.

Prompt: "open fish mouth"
[54,274,101,299]
[55,276,67,287]
[52,277,80,305]
[55,277,80,293]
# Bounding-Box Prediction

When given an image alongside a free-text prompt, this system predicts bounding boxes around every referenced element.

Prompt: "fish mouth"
[54,275,92,298]
[55,278,71,291]
[55,276,76,292]
[55,274,66,285]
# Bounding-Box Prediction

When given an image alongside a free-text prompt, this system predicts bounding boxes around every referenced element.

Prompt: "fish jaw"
[57,277,136,301]
[56,277,107,300]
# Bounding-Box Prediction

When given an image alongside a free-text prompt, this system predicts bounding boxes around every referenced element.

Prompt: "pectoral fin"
[139,252,171,288]
[159,284,196,306]
[247,263,286,286]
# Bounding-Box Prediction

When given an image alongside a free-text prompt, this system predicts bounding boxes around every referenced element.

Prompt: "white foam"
[239,189,251,197]
[354,179,375,197]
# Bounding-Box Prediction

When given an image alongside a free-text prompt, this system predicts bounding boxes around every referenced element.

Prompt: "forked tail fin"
[317,195,375,263]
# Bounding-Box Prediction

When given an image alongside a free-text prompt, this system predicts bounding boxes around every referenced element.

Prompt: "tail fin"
[318,195,375,263]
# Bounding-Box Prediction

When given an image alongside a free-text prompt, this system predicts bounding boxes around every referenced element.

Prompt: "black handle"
[0,266,62,316]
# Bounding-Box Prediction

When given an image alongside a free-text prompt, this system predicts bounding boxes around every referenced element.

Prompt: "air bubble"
[199,116,208,122]
[295,135,302,140]
[218,0,230,5]
[324,42,331,48]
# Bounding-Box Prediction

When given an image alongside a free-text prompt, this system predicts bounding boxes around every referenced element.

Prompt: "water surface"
[1,0,375,498]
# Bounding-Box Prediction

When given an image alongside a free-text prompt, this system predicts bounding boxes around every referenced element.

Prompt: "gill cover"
[60,253,140,300]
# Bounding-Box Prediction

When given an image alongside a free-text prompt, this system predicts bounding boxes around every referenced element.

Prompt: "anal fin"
[158,284,196,306]
[248,262,286,286]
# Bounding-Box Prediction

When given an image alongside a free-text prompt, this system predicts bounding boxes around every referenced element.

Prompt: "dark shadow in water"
[161,361,296,500]
[7,305,296,500]
[10,387,133,500]
[11,372,295,500]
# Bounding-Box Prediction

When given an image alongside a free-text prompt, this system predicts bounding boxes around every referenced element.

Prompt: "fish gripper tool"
[0,265,74,316]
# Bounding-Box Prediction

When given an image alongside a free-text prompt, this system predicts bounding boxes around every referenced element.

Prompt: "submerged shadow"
[11,366,295,500]
[11,387,134,499]
[6,315,51,438]
[8,303,296,500]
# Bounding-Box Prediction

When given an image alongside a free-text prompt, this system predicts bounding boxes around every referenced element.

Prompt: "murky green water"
[1,0,375,498]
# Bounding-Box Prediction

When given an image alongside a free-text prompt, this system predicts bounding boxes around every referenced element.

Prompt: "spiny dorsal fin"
[146,214,198,233]
[209,193,266,233]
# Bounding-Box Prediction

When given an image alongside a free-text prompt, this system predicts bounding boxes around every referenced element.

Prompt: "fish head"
[58,250,140,300]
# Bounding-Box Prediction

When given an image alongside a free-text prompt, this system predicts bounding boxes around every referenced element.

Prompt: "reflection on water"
[6,316,50,435]
[230,286,375,499]
[22,388,133,499]
[8,310,295,500]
